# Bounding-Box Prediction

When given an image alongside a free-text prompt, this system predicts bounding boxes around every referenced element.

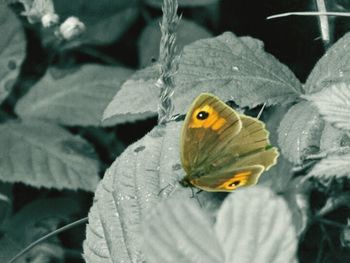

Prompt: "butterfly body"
[180,93,279,192]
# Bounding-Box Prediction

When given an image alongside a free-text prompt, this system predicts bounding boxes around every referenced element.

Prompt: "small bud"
[59,17,85,40]
[41,13,59,28]
[21,0,56,24]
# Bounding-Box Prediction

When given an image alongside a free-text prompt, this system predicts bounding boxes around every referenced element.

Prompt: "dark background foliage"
[1,0,350,262]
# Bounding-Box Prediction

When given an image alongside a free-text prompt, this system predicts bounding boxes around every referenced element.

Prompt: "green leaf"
[103,32,302,124]
[307,152,350,180]
[138,18,212,67]
[278,101,324,164]
[83,121,221,262]
[0,4,26,104]
[16,65,132,126]
[304,82,350,132]
[53,0,139,45]
[305,32,350,94]
[142,186,298,263]
[0,120,100,191]
[144,0,221,8]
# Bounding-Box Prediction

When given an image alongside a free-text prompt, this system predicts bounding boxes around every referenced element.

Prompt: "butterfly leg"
[189,187,202,207]
[158,183,176,197]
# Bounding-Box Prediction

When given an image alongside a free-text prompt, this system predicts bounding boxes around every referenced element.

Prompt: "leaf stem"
[157,0,181,125]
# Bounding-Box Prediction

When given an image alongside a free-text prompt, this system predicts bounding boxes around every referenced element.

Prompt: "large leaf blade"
[0,120,99,191]
[216,186,298,263]
[305,32,350,94]
[16,65,132,126]
[103,32,302,124]
[83,121,221,262]
[83,122,187,263]
[142,197,223,263]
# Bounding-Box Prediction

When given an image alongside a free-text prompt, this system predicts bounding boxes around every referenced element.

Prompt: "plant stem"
[267,11,350,20]
[8,217,88,263]
[316,0,331,48]
[157,0,180,125]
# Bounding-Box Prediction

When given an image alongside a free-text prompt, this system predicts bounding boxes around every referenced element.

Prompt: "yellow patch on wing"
[217,171,252,190]
[189,105,227,131]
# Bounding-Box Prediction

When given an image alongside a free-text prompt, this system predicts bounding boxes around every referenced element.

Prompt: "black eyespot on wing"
[196,111,209,120]
[229,180,240,187]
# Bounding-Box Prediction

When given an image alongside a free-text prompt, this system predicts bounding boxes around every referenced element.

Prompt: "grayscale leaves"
[16,65,132,126]
[305,32,350,94]
[0,5,26,103]
[0,120,100,191]
[83,122,221,262]
[307,152,350,180]
[103,32,302,124]
[278,101,324,164]
[138,18,212,67]
[305,82,350,132]
[143,186,298,263]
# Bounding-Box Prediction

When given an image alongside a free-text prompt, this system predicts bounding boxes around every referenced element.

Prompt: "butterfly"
[179,93,279,192]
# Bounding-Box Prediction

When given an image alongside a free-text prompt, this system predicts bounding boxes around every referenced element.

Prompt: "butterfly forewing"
[180,93,242,174]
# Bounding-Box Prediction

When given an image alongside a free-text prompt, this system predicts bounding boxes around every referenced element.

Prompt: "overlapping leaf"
[83,121,221,262]
[102,65,159,125]
[143,186,298,263]
[103,32,302,124]
[0,5,26,104]
[307,152,350,180]
[278,101,324,164]
[305,82,350,132]
[0,120,100,191]
[16,65,132,126]
[305,32,350,94]
[138,18,212,67]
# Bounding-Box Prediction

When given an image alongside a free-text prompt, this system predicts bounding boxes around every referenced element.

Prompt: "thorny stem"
[157,0,181,125]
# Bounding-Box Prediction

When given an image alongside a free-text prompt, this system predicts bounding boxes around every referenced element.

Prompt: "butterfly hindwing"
[190,165,264,192]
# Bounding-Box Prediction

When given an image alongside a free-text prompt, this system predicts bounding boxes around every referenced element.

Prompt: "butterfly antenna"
[256,102,266,120]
